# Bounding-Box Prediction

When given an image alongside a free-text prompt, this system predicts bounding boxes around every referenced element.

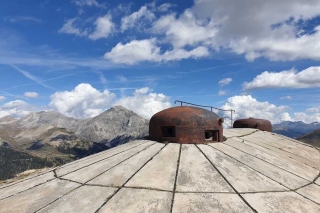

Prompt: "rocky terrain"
[297,129,320,148]
[272,121,320,138]
[0,106,149,179]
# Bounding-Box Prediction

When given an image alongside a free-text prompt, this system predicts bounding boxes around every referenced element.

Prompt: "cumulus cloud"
[104,38,209,65]
[219,78,232,86]
[243,67,320,90]
[114,87,171,119]
[221,95,290,125]
[152,10,217,49]
[121,6,155,32]
[0,100,38,118]
[89,14,115,40]
[0,96,5,102]
[24,92,39,99]
[59,18,89,37]
[49,83,115,118]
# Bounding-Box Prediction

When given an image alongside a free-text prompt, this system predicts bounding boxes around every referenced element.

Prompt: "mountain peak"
[0,115,16,124]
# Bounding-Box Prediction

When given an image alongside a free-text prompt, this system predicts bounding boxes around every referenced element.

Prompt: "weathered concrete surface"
[38,185,118,213]
[98,188,172,213]
[223,128,257,138]
[297,184,320,204]
[316,177,320,185]
[172,193,254,213]
[243,131,320,164]
[0,179,80,213]
[125,143,179,191]
[243,191,320,213]
[211,143,309,189]
[198,144,286,192]
[240,135,320,170]
[56,140,147,176]
[0,171,55,200]
[176,145,233,192]
[62,142,154,183]
[88,143,164,187]
[226,138,318,181]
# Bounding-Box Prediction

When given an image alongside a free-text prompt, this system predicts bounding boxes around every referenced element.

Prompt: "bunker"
[149,106,224,144]
[233,117,272,132]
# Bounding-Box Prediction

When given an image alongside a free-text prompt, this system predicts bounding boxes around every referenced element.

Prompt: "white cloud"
[104,38,209,65]
[58,18,89,37]
[89,14,115,40]
[221,95,289,125]
[293,112,320,123]
[121,6,155,32]
[243,66,320,90]
[158,3,175,12]
[49,83,115,118]
[190,0,320,61]
[24,92,39,99]
[219,78,232,86]
[0,100,38,118]
[306,106,320,113]
[114,87,171,119]
[72,0,100,7]
[4,16,42,23]
[0,96,5,102]
[280,96,292,100]
[152,10,217,49]
[218,90,226,96]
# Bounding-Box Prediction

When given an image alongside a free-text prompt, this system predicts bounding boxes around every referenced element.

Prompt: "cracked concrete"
[0,129,319,212]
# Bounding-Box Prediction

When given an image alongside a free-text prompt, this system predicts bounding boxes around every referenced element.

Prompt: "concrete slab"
[56,140,147,177]
[198,144,286,192]
[243,131,320,163]
[57,140,146,169]
[0,179,80,213]
[0,171,55,200]
[211,143,309,189]
[316,177,320,185]
[225,138,318,181]
[176,144,234,192]
[62,142,154,183]
[172,193,254,213]
[297,184,320,204]
[88,143,164,187]
[223,129,257,138]
[243,191,320,213]
[125,143,180,191]
[38,185,118,213]
[98,188,172,213]
[241,136,320,170]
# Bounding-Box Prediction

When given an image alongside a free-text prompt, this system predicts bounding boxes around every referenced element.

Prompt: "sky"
[0,0,320,125]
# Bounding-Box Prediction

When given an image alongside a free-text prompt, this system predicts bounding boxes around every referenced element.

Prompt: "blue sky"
[0,0,320,124]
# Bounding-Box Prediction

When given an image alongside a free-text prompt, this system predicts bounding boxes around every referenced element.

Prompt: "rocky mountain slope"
[0,106,149,159]
[297,129,320,148]
[272,121,320,138]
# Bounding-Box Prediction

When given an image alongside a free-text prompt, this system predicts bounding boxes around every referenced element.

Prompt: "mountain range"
[272,121,320,138]
[0,106,149,160]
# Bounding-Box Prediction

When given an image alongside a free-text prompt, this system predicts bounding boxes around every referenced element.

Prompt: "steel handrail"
[174,100,235,127]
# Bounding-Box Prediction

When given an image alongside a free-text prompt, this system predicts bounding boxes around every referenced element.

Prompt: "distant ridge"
[272,121,320,138]
[297,129,320,148]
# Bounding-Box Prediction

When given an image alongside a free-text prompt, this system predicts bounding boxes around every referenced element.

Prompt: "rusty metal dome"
[149,106,224,144]
[233,118,272,132]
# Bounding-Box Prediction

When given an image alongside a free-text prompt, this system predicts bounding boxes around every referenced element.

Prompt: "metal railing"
[174,100,235,127]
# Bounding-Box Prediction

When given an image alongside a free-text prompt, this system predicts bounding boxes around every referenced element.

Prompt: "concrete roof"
[0,128,319,213]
